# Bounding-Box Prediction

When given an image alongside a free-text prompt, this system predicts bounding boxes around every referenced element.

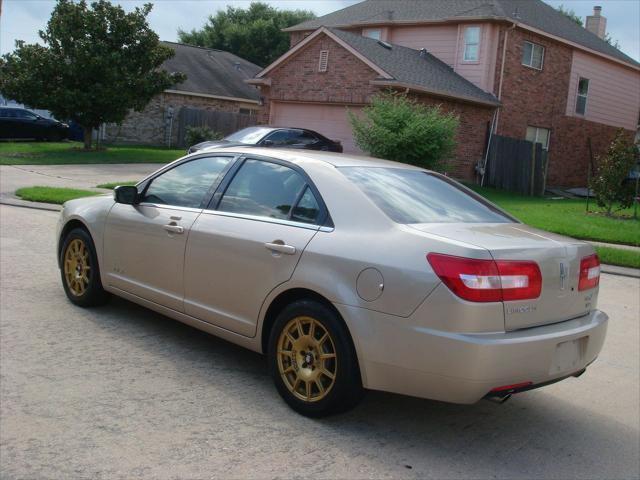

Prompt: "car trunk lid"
[410,223,596,331]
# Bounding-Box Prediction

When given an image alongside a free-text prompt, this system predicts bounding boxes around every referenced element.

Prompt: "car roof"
[196,145,425,169]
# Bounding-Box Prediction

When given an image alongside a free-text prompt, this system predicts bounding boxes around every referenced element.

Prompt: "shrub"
[592,130,637,216]
[349,92,459,171]
[185,125,222,146]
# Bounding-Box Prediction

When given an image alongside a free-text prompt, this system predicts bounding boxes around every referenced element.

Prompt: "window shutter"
[318,50,329,72]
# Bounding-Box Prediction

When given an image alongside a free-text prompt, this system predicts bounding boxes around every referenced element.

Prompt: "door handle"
[264,241,296,255]
[163,224,184,234]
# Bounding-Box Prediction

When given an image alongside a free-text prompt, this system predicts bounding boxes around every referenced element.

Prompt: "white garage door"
[270,102,364,154]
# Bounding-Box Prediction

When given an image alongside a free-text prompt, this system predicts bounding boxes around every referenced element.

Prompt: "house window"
[318,50,329,72]
[363,28,382,40]
[522,41,545,69]
[463,26,481,62]
[575,78,590,115]
[526,126,551,150]
[239,108,256,116]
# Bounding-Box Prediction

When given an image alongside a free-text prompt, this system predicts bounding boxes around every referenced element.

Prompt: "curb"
[0,199,61,212]
[601,264,640,279]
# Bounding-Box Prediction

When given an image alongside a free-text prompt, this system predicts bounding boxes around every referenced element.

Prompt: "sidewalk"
[588,240,640,253]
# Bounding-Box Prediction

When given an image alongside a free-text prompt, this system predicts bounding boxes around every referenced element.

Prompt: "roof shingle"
[162,42,261,101]
[286,0,638,67]
[328,28,500,106]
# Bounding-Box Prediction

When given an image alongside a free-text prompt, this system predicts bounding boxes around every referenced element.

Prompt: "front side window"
[15,109,38,120]
[576,78,589,115]
[463,26,481,61]
[142,156,231,208]
[526,126,551,150]
[522,41,545,69]
[218,160,306,220]
[341,167,512,224]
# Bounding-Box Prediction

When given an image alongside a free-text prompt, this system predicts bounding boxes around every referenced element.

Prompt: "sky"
[1,0,639,61]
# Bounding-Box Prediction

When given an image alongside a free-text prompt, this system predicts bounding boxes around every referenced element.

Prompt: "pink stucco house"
[247,0,640,187]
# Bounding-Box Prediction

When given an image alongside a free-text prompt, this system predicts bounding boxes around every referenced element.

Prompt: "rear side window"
[142,156,231,208]
[218,160,306,219]
[341,167,513,224]
[263,130,296,146]
[291,186,321,224]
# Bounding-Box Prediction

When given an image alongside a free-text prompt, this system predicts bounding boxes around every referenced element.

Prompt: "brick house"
[247,1,640,187]
[104,42,261,147]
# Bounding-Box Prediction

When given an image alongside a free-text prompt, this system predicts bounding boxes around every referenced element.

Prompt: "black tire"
[59,228,110,307]
[268,299,364,417]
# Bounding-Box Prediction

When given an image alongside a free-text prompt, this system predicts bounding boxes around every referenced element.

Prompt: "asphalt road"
[1,204,639,480]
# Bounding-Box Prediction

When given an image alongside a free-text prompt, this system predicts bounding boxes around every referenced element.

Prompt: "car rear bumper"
[336,305,608,404]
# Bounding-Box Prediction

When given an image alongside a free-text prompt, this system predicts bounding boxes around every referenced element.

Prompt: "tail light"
[578,254,600,291]
[427,253,542,303]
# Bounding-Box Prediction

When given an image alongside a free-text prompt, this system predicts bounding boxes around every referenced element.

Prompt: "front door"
[103,155,234,311]
[184,158,325,336]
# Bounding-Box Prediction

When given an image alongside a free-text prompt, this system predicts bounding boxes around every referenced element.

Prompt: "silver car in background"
[56,148,607,417]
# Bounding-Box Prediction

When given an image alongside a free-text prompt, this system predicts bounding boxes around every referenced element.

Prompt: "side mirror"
[262,139,274,146]
[113,185,139,205]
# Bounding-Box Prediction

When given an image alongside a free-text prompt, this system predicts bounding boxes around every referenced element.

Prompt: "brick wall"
[412,93,494,180]
[289,31,307,47]
[259,33,494,181]
[104,92,257,146]
[494,26,636,186]
[264,35,380,111]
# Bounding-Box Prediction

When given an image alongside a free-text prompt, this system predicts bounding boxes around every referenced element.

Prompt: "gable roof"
[285,0,639,68]
[162,42,261,102]
[253,28,500,107]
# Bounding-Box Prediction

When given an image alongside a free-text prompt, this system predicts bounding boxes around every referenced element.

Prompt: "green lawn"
[594,246,640,270]
[15,186,101,204]
[468,185,639,247]
[96,181,138,189]
[0,141,184,165]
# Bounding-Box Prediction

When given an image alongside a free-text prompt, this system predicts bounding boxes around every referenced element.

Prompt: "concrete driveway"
[0,164,161,201]
[1,204,639,479]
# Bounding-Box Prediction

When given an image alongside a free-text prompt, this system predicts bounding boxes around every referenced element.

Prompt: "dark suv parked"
[0,107,70,141]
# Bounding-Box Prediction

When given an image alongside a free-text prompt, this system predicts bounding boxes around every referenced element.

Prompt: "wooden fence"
[175,107,258,147]
[484,135,549,196]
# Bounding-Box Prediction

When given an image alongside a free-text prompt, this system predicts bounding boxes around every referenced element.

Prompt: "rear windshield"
[340,167,513,224]
[224,126,273,144]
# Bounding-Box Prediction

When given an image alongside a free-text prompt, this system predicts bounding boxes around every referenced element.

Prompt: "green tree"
[349,93,459,171]
[604,33,622,50]
[556,4,584,26]
[178,2,315,67]
[0,0,185,149]
[592,130,637,216]
[555,4,621,50]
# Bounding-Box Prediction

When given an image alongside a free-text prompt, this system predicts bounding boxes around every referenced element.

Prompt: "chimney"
[586,6,607,39]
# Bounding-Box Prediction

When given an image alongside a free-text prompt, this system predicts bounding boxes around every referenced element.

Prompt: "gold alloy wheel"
[63,238,91,297]
[277,316,338,403]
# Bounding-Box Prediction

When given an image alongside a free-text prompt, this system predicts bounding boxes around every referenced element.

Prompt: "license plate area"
[549,337,588,375]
